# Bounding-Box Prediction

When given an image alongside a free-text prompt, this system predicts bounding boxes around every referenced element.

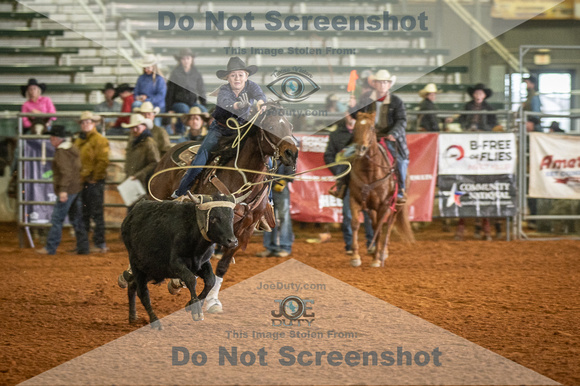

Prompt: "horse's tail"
[395,202,415,243]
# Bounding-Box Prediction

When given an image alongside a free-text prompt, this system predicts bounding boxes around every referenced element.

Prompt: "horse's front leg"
[372,207,392,267]
[350,196,363,267]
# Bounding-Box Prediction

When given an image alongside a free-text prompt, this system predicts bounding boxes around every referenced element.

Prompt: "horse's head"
[353,112,377,157]
[255,101,299,169]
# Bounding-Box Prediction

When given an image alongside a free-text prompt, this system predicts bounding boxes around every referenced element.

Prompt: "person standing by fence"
[75,111,110,253]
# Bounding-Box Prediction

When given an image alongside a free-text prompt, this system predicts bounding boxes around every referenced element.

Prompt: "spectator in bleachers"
[172,56,267,198]
[122,114,160,201]
[417,83,450,132]
[166,48,207,135]
[135,101,171,157]
[133,54,167,126]
[75,111,110,253]
[549,121,564,133]
[94,83,121,130]
[20,78,56,134]
[353,69,408,204]
[177,105,209,143]
[324,116,375,255]
[112,83,134,132]
[36,125,89,255]
[458,83,498,131]
[325,94,346,113]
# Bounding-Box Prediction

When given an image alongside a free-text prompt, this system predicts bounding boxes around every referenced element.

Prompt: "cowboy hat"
[113,83,134,99]
[21,78,46,97]
[135,101,160,115]
[49,125,70,138]
[418,83,441,98]
[182,105,209,120]
[121,114,153,130]
[174,48,195,61]
[467,83,493,99]
[216,56,258,80]
[136,53,159,68]
[371,69,397,86]
[78,111,101,122]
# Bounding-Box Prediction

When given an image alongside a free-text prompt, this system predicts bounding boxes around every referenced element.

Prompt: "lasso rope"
[148,161,352,202]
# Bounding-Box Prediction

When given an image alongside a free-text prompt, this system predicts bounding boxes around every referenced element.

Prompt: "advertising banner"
[529,132,580,199]
[438,133,516,176]
[438,133,517,217]
[22,139,55,224]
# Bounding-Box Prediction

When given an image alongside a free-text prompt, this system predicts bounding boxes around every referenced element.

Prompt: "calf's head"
[189,193,238,249]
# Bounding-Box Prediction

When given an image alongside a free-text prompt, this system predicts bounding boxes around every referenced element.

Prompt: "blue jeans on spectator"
[171,102,191,135]
[342,188,374,251]
[386,140,409,198]
[175,121,232,196]
[45,193,89,254]
[263,186,294,254]
[82,180,106,249]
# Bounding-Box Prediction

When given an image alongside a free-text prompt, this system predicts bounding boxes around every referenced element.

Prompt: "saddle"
[170,142,201,167]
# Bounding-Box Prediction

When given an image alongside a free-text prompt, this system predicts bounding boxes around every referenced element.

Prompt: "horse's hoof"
[192,311,204,321]
[350,258,362,267]
[205,298,223,314]
[150,320,163,330]
[370,260,381,268]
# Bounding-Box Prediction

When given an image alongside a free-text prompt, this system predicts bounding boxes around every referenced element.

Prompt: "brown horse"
[349,112,414,267]
[149,101,298,313]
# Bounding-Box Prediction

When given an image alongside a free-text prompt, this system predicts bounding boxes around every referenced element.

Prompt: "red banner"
[407,133,439,221]
[289,133,439,223]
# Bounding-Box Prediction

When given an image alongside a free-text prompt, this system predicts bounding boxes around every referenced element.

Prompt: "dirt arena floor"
[0,220,579,386]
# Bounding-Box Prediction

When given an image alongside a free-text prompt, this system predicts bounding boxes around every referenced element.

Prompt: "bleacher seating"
[0,11,47,27]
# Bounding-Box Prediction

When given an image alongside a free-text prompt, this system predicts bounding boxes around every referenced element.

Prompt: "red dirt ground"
[0,221,579,385]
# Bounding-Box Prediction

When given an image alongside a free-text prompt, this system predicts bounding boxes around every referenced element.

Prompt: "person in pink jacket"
[20,78,56,133]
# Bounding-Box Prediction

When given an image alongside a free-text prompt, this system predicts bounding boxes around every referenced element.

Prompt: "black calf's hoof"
[186,300,204,322]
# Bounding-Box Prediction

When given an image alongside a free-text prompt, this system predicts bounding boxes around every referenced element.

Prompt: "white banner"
[438,133,517,175]
[529,133,580,199]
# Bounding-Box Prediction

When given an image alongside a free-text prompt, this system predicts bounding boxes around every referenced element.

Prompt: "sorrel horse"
[149,102,298,313]
[349,112,414,267]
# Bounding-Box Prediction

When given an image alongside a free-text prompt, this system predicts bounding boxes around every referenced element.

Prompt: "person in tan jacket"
[37,126,89,255]
[74,111,110,253]
[123,114,160,202]
[135,101,171,157]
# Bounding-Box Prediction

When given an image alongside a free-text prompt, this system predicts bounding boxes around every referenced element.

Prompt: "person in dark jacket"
[417,83,442,132]
[122,114,161,190]
[166,48,207,135]
[458,83,498,131]
[352,69,408,203]
[173,56,266,197]
[37,126,89,255]
[324,117,375,254]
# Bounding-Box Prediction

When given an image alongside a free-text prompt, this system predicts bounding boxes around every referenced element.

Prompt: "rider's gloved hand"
[237,93,250,110]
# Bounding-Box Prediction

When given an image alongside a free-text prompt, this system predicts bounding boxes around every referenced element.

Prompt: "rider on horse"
[352,69,409,204]
[172,56,267,198]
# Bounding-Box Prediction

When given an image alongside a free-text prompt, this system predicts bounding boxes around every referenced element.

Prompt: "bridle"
[255,103,296,167]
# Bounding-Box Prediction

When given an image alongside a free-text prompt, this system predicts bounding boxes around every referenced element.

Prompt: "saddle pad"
[378,137,395,164]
